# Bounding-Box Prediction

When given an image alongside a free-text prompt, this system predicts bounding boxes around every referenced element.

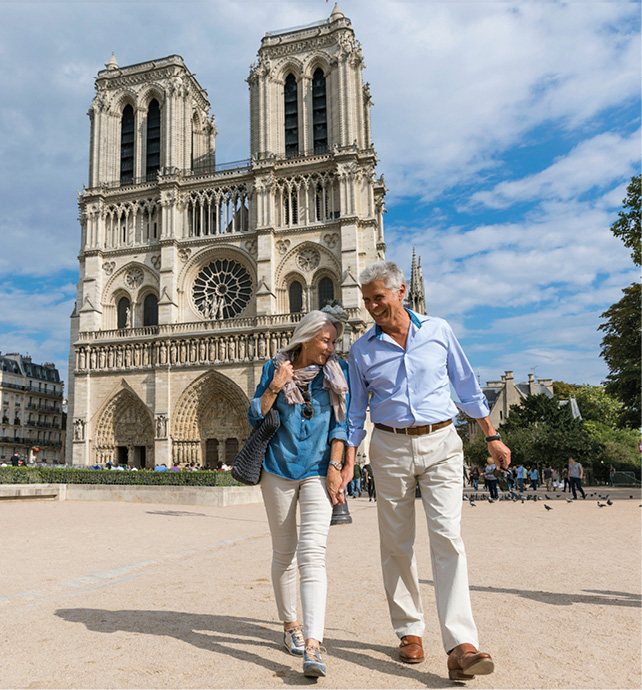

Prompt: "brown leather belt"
[374,420,452,436]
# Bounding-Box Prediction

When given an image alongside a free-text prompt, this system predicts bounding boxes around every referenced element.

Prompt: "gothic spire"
[407,247,427,314]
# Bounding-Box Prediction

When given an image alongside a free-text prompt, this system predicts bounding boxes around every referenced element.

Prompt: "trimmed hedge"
[0,466,243,487]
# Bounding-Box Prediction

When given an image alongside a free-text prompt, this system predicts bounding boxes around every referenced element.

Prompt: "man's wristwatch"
[485,433,502,442]
[329,460,343,471]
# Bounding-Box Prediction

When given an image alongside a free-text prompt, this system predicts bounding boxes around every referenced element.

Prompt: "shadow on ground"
[419,581,641,608]
[55,609,455,687]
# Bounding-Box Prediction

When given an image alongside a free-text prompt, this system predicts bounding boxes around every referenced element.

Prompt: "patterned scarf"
[273,351,348,423]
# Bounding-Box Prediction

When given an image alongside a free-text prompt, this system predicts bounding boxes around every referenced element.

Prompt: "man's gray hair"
[359,260,405,292]
[281,310,343,357]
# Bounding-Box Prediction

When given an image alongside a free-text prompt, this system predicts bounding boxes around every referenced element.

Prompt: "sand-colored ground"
[0,487,640,689]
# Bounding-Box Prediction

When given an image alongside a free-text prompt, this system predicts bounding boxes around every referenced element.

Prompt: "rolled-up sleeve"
[248,361,274,427]
[446,325,490,419]
[328,361,349,443]
[347,346,368,447]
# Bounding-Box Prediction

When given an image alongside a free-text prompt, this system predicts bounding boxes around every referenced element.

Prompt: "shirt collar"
[370,308,424,340]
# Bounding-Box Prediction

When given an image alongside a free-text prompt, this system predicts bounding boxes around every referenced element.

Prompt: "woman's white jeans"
[260,471,332,642]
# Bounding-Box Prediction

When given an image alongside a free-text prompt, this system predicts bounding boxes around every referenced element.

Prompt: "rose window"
[192,259,252,320]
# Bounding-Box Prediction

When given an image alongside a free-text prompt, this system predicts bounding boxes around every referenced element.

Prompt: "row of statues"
[75,331,294,371]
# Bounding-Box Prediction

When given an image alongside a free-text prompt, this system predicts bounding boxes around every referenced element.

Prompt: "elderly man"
[343,260,511,681]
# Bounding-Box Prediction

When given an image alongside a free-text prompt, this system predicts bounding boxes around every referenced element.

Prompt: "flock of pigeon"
[461,490,640,509]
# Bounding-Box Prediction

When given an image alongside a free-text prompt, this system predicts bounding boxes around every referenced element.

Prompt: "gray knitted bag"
[231,408,280,485]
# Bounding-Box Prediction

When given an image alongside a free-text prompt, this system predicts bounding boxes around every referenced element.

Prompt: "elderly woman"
[248,310,350,678]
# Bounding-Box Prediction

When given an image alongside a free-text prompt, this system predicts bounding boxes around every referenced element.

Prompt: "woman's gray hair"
[281,310,343,356]
[359,261,405,292]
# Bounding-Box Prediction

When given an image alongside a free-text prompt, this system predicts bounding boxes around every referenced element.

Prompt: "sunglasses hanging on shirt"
[299,387,314,419]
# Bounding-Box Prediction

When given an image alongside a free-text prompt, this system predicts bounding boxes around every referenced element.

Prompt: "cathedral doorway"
[205,439,219,468]
[94,387,154,468]
[171,371,251,467]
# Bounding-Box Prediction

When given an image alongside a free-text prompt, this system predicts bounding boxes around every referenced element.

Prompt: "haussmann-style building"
[67,4,386,468]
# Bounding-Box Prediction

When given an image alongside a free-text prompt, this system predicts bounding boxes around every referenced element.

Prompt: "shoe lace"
[305,645,327,661]
[288,626,304,647]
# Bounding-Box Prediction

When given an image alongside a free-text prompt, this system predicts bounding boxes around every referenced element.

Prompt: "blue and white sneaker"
[303,645,327,677]
[283,626,305,656]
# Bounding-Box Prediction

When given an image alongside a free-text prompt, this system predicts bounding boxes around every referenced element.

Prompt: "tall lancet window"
[284,73,298,157]
[318,277,334,308]
[146,99,161,180]
[120,104,135,184]
[312,68,327,154]
[289,281,303,313]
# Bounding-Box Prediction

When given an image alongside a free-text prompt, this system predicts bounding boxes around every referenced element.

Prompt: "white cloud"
[469,129,641,209]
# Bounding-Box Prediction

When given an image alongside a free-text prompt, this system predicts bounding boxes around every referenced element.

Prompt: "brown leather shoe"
[447,643,494,680]
[399,635,424,663]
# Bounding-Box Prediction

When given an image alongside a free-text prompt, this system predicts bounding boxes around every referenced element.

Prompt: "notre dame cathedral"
[67,4,387,468]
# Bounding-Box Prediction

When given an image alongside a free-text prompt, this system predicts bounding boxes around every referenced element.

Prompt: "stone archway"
[94,388,154,467]
[171,371,251,467]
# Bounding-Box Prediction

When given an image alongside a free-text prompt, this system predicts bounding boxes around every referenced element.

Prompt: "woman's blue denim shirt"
[248,358,349,481]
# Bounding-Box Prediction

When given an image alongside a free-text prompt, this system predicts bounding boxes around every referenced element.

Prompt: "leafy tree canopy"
[610,174,641,267]
[499,393,581,433]
[553,381,580,400]
[598,282,641,428]
[573,385,622,428]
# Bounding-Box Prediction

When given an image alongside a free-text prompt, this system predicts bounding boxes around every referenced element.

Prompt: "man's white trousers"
[369,423,479,653]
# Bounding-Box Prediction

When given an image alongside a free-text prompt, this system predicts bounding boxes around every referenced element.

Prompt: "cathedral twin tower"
[67,4,386,468]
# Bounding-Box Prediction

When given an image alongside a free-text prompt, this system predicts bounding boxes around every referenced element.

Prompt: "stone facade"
[67,5,385,468]
[1,354,65,464]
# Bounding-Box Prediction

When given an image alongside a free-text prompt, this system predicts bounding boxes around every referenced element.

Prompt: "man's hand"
[488,439,511,468]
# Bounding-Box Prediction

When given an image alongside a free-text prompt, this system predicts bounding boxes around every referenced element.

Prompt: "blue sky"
[0,0,639,392]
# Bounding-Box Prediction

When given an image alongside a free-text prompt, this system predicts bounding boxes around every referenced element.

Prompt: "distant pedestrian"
[470,467,480,491]
[609,464,616,487]
[543,465,553,492]
[11,452,20,467]
[568,457,586,499]
[484,458,499,500]
[528,466,539,491]
[350,463,362,497]
[514,463,525,493]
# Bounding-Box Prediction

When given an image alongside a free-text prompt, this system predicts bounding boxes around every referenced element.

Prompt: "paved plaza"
[0,488,640,689]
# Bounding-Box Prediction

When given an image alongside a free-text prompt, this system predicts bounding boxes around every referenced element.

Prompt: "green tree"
[598,282,641,428]
[573,385,622,427]
[553,381,580,400]
[610,174,641,267]
[500,393,582,432]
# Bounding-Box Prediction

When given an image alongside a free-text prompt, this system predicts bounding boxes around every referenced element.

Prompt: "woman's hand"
[326,439,346,505]
[271,360,294,390]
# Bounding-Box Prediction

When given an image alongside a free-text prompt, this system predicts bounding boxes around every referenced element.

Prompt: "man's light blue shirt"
[347,310,489,447]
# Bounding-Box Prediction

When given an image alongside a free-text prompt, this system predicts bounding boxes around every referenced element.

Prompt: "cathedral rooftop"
[264,2,350,40]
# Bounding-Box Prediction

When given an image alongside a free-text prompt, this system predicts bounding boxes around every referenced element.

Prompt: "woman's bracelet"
[268,385,281,395]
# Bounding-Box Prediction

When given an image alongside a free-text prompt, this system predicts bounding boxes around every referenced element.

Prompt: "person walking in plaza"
[350,462,362,497]
[514,462,525,493]
[567,457,586,499]
[528,465,539,491]
[248,310,350,678]
[609,464,616,487]
[484,458,499,500]
[346,260,511,681]
[543,464,553,492]
[470,466,480,490]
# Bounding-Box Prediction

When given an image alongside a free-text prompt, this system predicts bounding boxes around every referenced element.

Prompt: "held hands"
[327,467,351,505]
[271,360,294,391]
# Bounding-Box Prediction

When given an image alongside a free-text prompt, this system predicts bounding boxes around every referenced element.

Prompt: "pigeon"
[488,498,495,504]
[607,499,613,506]
[566,497,573,503]
[545,494,552,500]
[597,502,606,508]
[556,494,561,498]
[469,500,476,507]
[544,504,553,511]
